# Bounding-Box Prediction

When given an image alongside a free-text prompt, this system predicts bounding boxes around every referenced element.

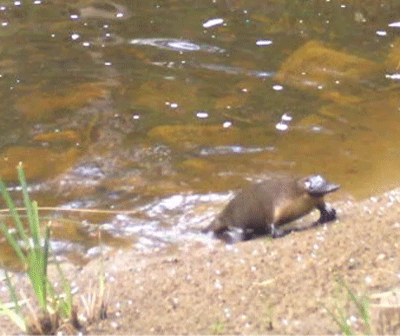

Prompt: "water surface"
[1,0,400,265]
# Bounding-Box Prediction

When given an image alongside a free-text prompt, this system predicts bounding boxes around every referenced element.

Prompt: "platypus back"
[203,174,339,242]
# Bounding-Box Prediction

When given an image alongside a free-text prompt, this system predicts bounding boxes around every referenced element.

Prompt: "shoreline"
[1,187,400,334]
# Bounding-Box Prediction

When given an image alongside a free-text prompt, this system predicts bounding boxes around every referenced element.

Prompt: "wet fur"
[203,176,338,243]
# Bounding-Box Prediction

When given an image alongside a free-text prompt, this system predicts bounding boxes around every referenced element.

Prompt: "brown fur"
[203,175,339,242]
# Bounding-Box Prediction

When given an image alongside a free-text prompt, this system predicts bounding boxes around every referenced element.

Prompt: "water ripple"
[129,38,225,53]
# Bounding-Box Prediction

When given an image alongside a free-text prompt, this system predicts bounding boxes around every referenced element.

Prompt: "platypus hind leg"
[216,228,246,244]
[270,223,286,239]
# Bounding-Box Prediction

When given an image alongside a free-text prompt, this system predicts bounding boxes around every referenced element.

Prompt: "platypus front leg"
[316,203,336,224]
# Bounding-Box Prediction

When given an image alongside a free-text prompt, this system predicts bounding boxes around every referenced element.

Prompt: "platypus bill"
[203,174,340,243]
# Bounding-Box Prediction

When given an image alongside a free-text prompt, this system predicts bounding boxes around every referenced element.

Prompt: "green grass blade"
[343,281,371,334]
[46,278,70,318]
[17,166,40,249]
[3,269,21,315]
[0,221,27,266]
[46,279,58,309]
[0,269,27,332]
[16,168,49,311]
[27,230,47,311]
[56,262,73,317]
[0,166,76,332]
[31,202,46,280]
[28,254,46,310]
[360,297,371,334]
[27,236,49,312]
[325,306,353,335]
[41,222,51,311]
[50,247,73,317]
[43,223,50,276]
[43,255,72,318]
[31,201,42,257]
[0,178,29,245]
[0,302,27,332]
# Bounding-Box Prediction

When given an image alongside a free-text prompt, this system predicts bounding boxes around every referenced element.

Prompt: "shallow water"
[1,0,400,265]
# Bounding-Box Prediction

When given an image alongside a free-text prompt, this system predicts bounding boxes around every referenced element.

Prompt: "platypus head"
[301,175,340,196]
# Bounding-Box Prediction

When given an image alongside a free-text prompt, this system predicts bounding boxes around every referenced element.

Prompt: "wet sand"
[1,188,400,335]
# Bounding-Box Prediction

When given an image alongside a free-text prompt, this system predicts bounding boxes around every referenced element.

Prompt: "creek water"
[1,0,400,266]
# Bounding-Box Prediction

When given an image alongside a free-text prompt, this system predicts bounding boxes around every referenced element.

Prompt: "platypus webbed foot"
[317,203,337,224]
[216,228,246,244]
[270,223,286,239]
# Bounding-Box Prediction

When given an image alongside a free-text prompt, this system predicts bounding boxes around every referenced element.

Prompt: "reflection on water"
[198,145,274,156]
[1,0,400,265]
[130,38,226,53]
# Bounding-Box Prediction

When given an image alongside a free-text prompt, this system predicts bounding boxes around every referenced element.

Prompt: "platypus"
[203,175,340,243]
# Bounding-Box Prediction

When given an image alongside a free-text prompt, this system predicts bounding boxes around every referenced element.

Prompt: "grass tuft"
[80,230,109,326]
[0,163,76,334]
[327,277,371,335]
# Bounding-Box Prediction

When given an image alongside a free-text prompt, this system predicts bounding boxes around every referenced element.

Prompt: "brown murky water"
[1,0,400,266]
